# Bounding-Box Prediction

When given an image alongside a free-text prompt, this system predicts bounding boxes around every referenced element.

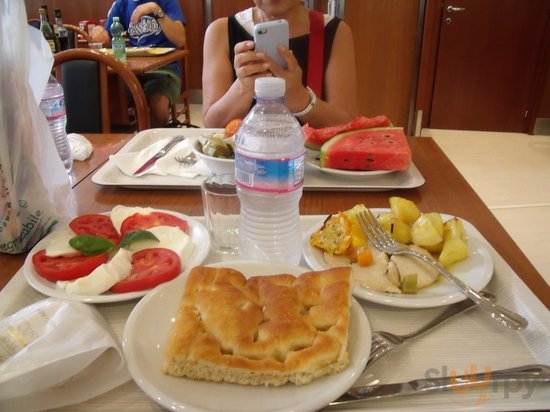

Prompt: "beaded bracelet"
[292,87,317,117]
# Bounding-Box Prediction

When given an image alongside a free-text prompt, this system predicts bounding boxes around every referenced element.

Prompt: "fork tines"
[357,209,393,250]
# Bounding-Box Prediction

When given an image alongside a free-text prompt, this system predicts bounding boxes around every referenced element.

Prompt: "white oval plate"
[23,210,210,303]
[305,150,393,178]
[123,260,371,412]
[302,210,494,308]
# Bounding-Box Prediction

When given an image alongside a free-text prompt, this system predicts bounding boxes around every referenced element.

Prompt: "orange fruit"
[225,118,243,137]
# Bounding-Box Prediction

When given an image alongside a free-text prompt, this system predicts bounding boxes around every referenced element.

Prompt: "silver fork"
[356,209,528,331]
[367,291,495,367]
[174,152,197,166]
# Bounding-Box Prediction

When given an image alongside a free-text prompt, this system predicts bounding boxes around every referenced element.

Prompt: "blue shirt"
[104,0,186,72]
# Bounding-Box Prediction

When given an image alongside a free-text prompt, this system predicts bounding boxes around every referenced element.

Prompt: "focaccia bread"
[163,266,352,386]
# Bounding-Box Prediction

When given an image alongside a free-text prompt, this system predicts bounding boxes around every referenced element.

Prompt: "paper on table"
[0,298,130,411]
[110,137,211,178]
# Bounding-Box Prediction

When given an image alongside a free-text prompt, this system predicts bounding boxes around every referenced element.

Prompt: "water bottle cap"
[255,77,285,98]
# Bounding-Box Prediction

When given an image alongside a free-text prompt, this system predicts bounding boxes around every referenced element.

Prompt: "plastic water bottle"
[39,75,73,172]
[110,17,126,62]
[235,77,305,265]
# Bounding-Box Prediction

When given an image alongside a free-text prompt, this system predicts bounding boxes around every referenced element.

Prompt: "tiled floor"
[184,105,550,286]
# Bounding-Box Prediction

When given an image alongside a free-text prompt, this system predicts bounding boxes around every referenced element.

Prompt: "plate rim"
[22,209,211,303]
[304,150,394,177]
[302,209,495,308]
[122,260,371,412]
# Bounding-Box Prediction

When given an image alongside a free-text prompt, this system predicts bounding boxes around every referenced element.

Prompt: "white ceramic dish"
[92,129,425,191]
[23,210,210,303]
[305,149,393,178]
[192,138,235,175]
[123,260,371,412]
[302,210,494,308]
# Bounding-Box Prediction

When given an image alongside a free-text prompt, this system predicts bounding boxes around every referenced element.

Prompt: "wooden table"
[125,49,189,75]
[1,135,548,309]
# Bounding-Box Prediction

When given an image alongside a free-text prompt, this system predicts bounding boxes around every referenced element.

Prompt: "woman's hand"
[267,45,311,113]
[233,41,271,95]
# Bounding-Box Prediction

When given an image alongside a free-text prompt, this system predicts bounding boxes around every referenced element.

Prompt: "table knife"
[133,135,185,175]
[329,364,550,406]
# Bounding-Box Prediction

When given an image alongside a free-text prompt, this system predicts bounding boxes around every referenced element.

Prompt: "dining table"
[0,132,548,411]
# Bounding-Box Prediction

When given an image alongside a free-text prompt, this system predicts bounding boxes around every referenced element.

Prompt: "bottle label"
[47,39,56,53]
[39,96,66,121]
[235,152,305,193]
[112,41,126,61]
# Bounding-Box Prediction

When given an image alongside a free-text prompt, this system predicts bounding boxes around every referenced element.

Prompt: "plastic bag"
[0,299,130,411]
[0,1,76,254]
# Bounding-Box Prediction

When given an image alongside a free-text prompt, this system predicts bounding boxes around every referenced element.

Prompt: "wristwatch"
[155,8,165,19]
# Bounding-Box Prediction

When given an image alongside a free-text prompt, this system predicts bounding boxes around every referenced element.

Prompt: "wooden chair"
[169,48,192,127]
[53,48,150,133]
[63,24,91,49]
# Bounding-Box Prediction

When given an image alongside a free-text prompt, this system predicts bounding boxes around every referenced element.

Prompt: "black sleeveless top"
[227,14,341,100]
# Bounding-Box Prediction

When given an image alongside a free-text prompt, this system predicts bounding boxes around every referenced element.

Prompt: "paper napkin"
[110,137,211,178]
[0,298,130,411]
[68,133,93,161]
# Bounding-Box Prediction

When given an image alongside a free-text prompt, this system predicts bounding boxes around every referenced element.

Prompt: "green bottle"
[110,17,126,62]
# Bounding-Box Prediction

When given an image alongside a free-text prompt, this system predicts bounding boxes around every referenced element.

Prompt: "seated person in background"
[91,0,186,128]
[202,0,358,129]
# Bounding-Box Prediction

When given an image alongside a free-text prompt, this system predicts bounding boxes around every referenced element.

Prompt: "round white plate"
[123,260,371,412]
[302,210,494,308]
[23,210,210,303]
[305,150,393,178]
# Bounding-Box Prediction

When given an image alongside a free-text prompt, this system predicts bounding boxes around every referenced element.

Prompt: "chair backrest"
[169,47,192,127]
[63,24,90,49]
[53,49,150,133]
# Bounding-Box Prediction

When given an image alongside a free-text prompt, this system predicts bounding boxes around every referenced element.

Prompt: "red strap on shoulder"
[307,10,325,97]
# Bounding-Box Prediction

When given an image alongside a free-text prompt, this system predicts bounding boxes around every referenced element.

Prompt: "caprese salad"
[31,206,195,295]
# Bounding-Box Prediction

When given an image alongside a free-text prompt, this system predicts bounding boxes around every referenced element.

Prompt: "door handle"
[447,5,466,13]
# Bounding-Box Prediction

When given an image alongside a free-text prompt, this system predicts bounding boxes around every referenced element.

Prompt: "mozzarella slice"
[44,228,79,257]
[110,205,156,234]
[57,248,133,295]
[127,225,194,263]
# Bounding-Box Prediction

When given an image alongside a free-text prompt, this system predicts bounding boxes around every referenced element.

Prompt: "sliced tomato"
[224,118,242,137]
[110,248,181,293]
[69,214,121,244]
[120,212,189,237]
[32,250,109,282]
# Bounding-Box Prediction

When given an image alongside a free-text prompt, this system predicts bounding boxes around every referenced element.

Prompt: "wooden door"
[429,0,550,132]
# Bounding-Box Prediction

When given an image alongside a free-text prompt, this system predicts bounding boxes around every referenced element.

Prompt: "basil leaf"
[119,230,160,248]
[69,235,116,256]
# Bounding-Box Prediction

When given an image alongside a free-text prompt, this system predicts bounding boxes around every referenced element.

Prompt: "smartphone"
[253,19,289,68]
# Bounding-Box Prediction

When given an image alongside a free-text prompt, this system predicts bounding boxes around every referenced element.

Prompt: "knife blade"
[133,135,185,175]
[329,364,550,406]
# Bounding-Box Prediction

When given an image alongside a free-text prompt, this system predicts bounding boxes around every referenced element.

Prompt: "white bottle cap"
[255,77,285,98]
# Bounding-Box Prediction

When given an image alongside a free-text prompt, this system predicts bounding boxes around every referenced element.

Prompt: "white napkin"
[110,137,211,178]
[68,133,94,161]
[0,298,130,411]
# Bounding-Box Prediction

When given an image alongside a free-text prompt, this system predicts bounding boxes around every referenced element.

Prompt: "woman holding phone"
[202,0,358,128]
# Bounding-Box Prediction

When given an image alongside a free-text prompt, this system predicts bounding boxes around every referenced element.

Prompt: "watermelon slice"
[319,127,411,171]
[303,115,392,150]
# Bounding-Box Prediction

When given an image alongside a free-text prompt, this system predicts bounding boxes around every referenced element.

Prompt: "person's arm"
[270,21,359,127]
[202,18,271,128]
[90,25,111,44]
[130,2,186,47]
